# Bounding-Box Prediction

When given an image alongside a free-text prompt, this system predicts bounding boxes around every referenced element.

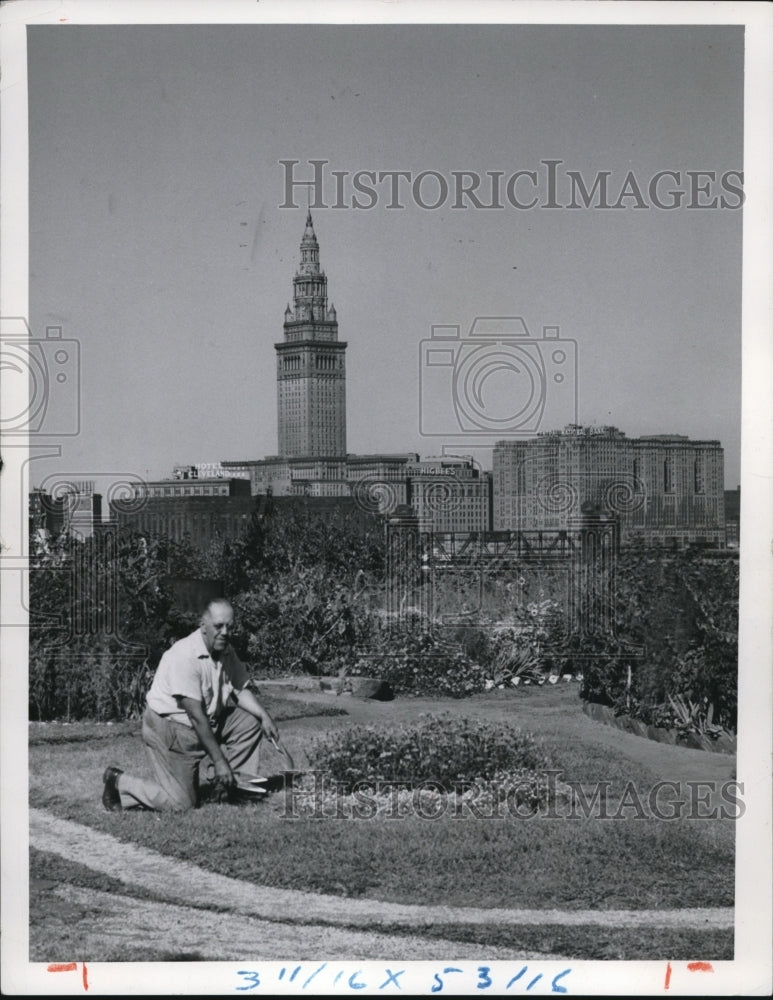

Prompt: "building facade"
[29,488,66,541]
[406,456,491,533]
[131,477,251,500]
[29,481,104,540]
[493,425,725,547]
[111,495,256,550]
[724,486,740,548]
[108,477,254,550]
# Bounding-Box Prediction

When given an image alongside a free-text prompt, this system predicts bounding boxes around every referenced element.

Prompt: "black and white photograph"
[1,0,771,994]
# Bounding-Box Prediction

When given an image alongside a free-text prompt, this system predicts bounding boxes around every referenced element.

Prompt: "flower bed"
[288,713,557,818]
[582,700,736,755]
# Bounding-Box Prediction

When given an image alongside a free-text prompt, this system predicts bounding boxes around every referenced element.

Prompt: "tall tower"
[276,213,347,458]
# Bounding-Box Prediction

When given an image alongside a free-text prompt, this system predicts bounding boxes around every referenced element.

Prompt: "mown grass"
[29,686,736,915]
[28,692,347,744]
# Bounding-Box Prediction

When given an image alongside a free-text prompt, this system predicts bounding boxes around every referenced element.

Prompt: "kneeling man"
[102,599,279,811]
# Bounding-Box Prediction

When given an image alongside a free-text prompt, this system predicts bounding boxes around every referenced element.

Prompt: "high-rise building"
[406,456,491,533]
[130,478,251,500]
[235,213,350,497]
[215,220,726,547]
[494,425,725,547]
[60,480,103,539]
[111,492,256,550]
[29,488,66,541]
[276,211,347,459]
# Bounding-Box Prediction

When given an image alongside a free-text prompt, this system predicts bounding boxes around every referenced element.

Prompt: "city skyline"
[25,24,743,495]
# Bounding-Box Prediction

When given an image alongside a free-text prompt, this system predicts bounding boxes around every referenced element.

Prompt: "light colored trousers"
[118,705,262,811]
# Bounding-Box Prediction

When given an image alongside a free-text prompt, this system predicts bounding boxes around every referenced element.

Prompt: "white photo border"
[1,1,771,995]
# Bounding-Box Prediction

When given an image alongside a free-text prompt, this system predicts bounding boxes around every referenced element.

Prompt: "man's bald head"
[202,598,233,621]
[200,600,234,658]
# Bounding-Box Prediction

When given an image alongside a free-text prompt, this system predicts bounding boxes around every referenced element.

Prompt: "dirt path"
[32,881,561,962]
[30,808,733,934]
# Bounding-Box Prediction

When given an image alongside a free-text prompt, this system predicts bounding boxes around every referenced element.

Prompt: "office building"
[406,456,491,533]
[493,425,725,547]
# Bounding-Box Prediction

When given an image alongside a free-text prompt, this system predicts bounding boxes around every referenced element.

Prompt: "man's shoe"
[102,766,123,812]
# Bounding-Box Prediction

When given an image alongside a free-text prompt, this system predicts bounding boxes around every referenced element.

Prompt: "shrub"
[308,713,553,791]
[354,621,490,697]
[542,549,738,733]
[29,639,154,721]
[28,529,200,720]
[232,571,376,679]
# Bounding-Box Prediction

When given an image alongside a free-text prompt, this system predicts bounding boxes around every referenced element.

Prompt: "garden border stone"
[582,700,736,755]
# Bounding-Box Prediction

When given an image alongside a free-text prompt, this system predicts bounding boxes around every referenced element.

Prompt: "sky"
[26,23,744,491]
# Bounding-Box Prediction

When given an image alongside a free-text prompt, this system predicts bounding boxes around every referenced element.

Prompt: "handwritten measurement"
[236,964,573,993]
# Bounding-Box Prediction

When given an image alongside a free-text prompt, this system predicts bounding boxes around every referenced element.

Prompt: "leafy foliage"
[29,529,207,720]
[353,615,491,697]
[226,503,385,677]
[29,502,738,735]
[28,506,386,717]
[543,548,739,732]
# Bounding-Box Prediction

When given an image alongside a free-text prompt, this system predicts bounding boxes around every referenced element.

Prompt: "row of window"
[149,486,229,497]
[280,357,344,372]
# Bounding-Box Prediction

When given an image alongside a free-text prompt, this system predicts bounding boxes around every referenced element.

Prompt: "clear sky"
[27,23,743,491]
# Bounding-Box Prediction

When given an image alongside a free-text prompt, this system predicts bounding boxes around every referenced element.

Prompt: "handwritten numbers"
[506,967,527,989]
[431,966,464,993]
[348,970,368,990]
[477,965,493,990]
[236,970,261,991]
[302,964,328,989]
[234,963,573,994]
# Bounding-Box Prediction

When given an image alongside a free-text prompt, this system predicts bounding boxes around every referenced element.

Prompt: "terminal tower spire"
[275,214,347,458]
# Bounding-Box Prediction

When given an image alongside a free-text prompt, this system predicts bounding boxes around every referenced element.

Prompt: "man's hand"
[213,757,235,785]
[211,759,235,804]
[261,713,280,744]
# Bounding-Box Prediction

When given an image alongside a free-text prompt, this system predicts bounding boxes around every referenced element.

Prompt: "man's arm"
[234,686,280,743]
[177,696,234,784]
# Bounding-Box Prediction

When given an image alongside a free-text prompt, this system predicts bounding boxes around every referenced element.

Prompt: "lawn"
[29,684,736,921]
